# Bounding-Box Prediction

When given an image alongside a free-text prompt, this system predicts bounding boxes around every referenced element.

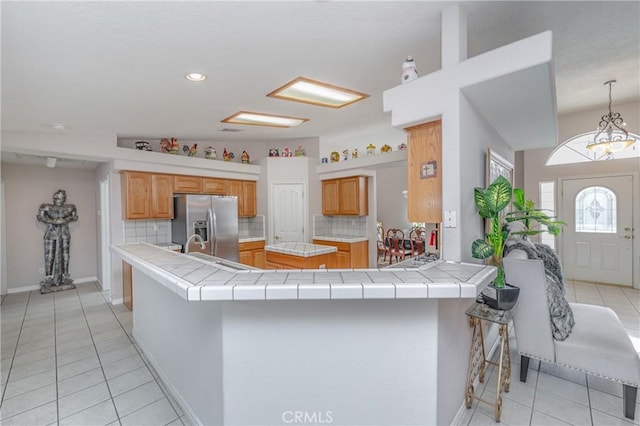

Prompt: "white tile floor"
[1,280,638,425]
[1,282,188,426]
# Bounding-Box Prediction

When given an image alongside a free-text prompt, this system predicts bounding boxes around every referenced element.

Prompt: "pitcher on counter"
[37,189,78,292]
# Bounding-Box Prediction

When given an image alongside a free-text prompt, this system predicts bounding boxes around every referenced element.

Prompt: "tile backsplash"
[123,219,172,244]
[313,214,367,236]
[239,215,265,239]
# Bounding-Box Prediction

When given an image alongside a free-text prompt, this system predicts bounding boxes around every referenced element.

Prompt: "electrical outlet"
[39,267,45,274]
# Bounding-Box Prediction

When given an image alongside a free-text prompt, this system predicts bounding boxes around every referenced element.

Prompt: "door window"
[575,186,616,233]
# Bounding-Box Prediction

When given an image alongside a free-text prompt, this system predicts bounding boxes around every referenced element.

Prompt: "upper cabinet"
[174,175,203,193]
[122,171,174,220]
[406,120,442,223]
[226,179,257,217]
[202,178,226,195]
[322,176,368,216]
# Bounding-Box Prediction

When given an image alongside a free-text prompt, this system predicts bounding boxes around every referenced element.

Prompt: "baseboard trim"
[111,297,124,306]
[7,276,100,294]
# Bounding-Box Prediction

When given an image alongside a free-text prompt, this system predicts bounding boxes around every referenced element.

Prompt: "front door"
[272,183,305,244]
[561,175,634,286]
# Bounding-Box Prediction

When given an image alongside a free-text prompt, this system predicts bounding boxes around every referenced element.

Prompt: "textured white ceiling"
[1,1,638,145]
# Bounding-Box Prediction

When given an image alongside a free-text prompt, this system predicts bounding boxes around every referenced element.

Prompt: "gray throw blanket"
[504,241,575,341]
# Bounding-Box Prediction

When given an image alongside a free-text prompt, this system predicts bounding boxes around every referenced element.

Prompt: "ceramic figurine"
[135,141,152,151]
[366,143,376,156]
[342,149,350,161]
[330,151,340,163]
[204,146,217,159]
[223,148,234,161]
[282,146,292,157]
[241,150,250,164]
[268,148,279,157]
[352,148,358,159]
[187,143,198,157]
[398,143,407,151]
[182,144,189,154]
[168,138,180,154]
[401,55,418,84]
[381,144,392,153]
[295,144,306,157]
[160,138,171,153]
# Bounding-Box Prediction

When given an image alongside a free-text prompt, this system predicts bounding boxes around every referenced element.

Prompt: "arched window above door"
[546,131,639,165]
[575,186,617,233]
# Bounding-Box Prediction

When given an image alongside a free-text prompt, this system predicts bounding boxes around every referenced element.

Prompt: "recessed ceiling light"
[267,77,369,108]
[221,111,309,128]
[185,72,207,82]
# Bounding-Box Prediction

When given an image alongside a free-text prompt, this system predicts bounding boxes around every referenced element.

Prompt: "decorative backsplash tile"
[123,219,172,244]
[313,214,367,237]
[239,215,265,239]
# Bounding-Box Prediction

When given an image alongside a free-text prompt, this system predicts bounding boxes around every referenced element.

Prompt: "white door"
[562,175,634,286]
[272,183,304,243]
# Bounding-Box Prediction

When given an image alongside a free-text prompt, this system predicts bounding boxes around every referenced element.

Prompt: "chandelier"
[585,80,636,158]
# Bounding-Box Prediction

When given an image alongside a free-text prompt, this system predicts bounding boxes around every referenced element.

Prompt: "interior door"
[272,183,304,243]
[562,175,634,286]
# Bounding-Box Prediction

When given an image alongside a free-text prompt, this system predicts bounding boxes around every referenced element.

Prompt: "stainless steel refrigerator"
[172,194,239,261]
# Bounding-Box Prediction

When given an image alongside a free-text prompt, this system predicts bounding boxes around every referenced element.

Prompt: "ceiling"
[1,1,639,152]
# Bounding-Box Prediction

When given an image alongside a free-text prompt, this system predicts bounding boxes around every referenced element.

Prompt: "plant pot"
[481,282,520,311]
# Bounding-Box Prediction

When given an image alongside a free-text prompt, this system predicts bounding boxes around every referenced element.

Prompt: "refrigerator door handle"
[209,208,217,256]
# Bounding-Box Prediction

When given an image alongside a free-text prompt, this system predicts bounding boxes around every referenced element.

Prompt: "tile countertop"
[112,243,496,302]
[239,237,266,243]
[312,235,369,243]
[264,242,337,257]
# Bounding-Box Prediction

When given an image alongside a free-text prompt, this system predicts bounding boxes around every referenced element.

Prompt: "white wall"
[375,164,410,230]
[1,163,98,291]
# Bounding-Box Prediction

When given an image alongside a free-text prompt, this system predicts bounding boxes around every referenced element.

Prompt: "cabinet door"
[335,251,351,268]
[406,120,442,223]
[151,174,174,218]
[226,180,243,215]
[339,177,368,216]
[253,250,265,269]
[322,180,340,215]
[238,250,253,266]
[242,181,257,217]
[174,176,203,193]
[202,178,226,194]
[123,171,151,219]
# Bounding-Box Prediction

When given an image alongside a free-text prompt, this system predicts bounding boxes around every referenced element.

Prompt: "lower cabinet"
[238,240,265,268]
[312,240,369,268]
[123,261,133,311]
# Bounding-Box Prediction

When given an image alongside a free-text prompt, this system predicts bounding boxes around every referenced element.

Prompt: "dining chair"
[386,228,412,264]
[376,224,387,263]
[409,227,426,257]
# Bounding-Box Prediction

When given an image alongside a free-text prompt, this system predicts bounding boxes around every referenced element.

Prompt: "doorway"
[271,183,305,244]
[99,176,111,292]
[561,174,635,286]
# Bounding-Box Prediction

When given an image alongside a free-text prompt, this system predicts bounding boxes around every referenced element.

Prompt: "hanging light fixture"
[585,80,636,158]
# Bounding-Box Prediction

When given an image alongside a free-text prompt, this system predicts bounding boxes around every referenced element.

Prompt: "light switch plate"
[444,210,457,228]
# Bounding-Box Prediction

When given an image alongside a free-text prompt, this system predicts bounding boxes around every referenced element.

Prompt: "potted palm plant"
[471,175,565,310]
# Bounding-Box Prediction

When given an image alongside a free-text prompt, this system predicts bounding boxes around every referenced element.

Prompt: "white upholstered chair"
[503,250,640,420]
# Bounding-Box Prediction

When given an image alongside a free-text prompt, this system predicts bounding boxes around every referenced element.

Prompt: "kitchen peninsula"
[112,243,496,425]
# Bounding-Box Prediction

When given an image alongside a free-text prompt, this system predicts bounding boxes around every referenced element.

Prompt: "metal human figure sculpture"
[37,189,78,293]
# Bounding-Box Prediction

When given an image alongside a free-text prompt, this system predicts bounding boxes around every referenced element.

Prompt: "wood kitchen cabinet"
[226,179,257,217]
[238,240,265,268]
[174,175,203,193]
[123,261,133,311]
[202,178,226,194]
[406,120,442,223]
[122,171,174,219]
[313,239,369,268]
[321,176,368,216]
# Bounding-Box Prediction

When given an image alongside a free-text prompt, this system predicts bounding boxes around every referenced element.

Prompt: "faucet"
[185,234,206,254]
